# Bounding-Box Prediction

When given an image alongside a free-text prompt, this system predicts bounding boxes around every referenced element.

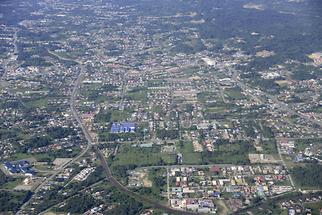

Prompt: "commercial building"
[110,122,136,133]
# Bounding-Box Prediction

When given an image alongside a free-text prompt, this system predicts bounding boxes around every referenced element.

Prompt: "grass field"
[111,110,131,122]
[24,97,48,108]
[9,153,33,161]
[181,141,202,164]
[305,202,322,215]
[261,139,278,154]
[2,178,23,189]
[112,144,176,167]
[126,91,147,102]
[224,87,247,100]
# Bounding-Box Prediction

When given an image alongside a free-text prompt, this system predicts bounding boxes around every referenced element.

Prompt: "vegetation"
[46,126,76,139]
[0,190,32,213]
[291,164,322,189]
[0,170,13,186]
[111,144,176,168]
[102,187,144,214]
[202,140,256,164]
[57,193,97,214]
[156,129,179,140]
[180,141,202,164]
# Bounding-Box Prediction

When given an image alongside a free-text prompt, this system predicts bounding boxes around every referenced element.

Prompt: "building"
[4,160,35,176]
[110,122,136,133]
[176,153,183,164]
[210,166,221,175]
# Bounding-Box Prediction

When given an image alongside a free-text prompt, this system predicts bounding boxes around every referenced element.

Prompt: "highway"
[230,69,322,191]
[68,64,198,214]
[93,146,198,215]
[24,54,197,215]
[38,179,106,215]
[137,164,235,170]
[231,69,322,128]
[16,58,322,214]
[16,62,90,215]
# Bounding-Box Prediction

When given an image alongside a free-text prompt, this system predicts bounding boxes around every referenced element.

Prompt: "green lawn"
[51,51,77,60]
[224,87,247,100]
[113,144,176,167]
[126,91,147,102]
[25,98,48,108]
[2,178,23,189]
[181,141,202,164]
[9,153,33,161]
[305,202,322,215]
[111,110,131,122]
[261,140,278,154]
[202,141,255,165]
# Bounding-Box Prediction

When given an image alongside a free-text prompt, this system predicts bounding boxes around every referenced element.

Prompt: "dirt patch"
[256,50,276,58]
[243,3,265,10]
[53,158,72,170]
[308,52,322,66]
[249,153,280,164]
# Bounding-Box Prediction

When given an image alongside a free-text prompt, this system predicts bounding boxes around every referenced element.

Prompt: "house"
[185,199,199,211]
[213,191,221,198]
[176,153,183,164]
[210,166,221,174]
[170,199,184,209]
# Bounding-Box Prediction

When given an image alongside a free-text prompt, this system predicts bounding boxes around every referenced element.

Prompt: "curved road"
[18,53,198,215]
[16,62,90,215]
[69,64,198,214]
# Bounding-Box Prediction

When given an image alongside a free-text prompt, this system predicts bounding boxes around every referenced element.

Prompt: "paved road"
[38,179,106,215]
[16,62,90,215]
[231,69,322,128]
[44,55,197,215]
[93,146,197,215]
[230,69,322,190]
[276,139,295,188]
[138,164,235,170]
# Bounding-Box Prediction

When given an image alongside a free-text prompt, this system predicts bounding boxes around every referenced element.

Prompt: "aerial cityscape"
[0,0,322,214]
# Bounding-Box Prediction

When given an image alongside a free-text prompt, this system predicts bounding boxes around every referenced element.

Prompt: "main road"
[69,62,198,214]
[231,69,322,190]
[23,53,197,215]
[16,61,90,215]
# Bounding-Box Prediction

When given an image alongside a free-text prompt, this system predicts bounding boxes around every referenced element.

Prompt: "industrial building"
[110,122,136,133]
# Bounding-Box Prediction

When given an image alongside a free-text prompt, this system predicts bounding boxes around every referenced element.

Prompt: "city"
[0,0,322,214]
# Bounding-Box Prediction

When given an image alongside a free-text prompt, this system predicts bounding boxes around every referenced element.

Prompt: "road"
[231,69,322,128]
[24,53,197,215]
[13,30,19,56]
[38,179,106,215]
[276,139,295,188]
[231,69,322,190]
[167,167,170,206]
[93,146,198,215]
[16,61,90,215]
[137,164,235,170]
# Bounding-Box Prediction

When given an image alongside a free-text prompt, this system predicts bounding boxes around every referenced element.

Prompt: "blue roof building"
[213,191,221,198]
[4,162,18,173]
[18,160,29,168]
[3,161,35,176]
[111,122,136,133]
